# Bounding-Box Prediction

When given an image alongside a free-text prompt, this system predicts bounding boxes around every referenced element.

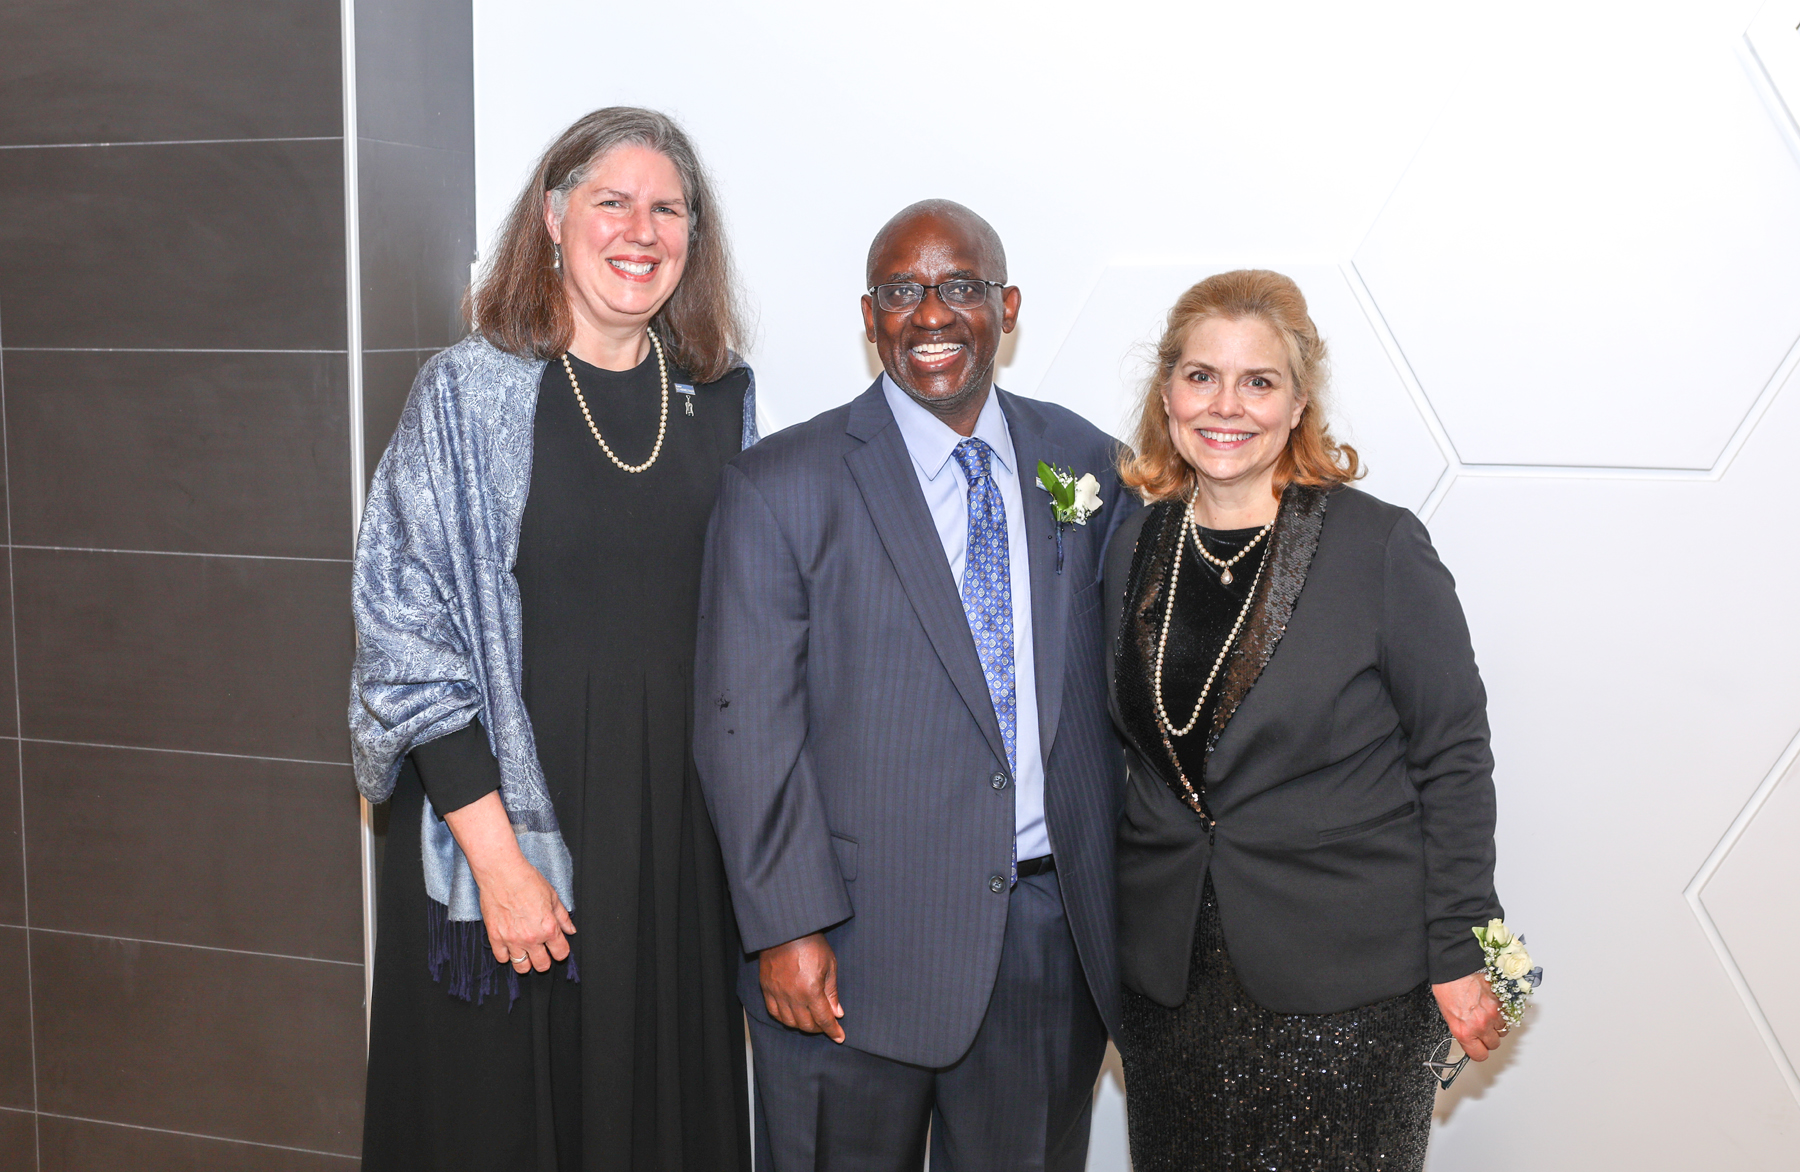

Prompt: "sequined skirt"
[1118,876,1443,1172]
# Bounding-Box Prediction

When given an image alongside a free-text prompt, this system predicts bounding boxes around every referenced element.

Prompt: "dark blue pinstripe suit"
[694,379,1136,1171]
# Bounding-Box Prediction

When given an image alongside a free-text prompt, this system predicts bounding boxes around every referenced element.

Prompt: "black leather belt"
[1016,854,1055,878]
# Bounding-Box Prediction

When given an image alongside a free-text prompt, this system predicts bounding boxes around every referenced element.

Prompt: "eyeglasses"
[1424,1036,1470,1090]
[868,280,1005,313]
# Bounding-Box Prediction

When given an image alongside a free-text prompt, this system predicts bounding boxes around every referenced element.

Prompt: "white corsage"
[1035,461,1104,575]
[1428,918,1544,1088]
[1474,918,1542,1027]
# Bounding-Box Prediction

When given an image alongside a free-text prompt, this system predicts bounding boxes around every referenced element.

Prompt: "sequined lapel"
[1205,484,1330,759]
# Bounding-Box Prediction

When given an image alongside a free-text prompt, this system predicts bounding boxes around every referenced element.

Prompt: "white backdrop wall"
[471,2,1800,1167]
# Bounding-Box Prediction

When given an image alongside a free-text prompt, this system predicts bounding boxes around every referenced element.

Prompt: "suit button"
[990,771,1009,791]
[989,875,1007,893]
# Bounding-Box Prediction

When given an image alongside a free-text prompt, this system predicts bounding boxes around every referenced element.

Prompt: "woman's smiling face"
[1163,314,1307,499]
[547,144,690,336]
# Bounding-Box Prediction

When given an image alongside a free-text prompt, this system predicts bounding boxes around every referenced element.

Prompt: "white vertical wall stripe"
[339,0,376,1039]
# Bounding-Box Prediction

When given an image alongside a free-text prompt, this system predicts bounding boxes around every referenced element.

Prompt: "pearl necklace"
[1149,504,1274,819]
[560,330,669,474]
[1190,517,1272,585]
[1152,503,1274,740]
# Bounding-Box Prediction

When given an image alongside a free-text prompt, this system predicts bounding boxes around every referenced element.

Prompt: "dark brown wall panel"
[0,927,33,1109]
[32,932,363,1154]
[358,141,475,352]
[13,549,352,764]
[22,742,360,962]
[0,0,342,147]
[39,1114,355,1172]
[0,0,480,1151]
[0,141,345,350]
[5,350,351,560]
[0,1108,34,1172]
[0,752,23,926]
[355,1,472,154]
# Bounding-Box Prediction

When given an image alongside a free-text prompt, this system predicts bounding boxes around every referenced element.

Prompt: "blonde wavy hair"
[1119,269,1361,502]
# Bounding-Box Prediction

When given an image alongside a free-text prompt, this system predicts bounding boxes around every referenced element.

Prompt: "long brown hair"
[467,107,747,383]
[1119,269,1361,502]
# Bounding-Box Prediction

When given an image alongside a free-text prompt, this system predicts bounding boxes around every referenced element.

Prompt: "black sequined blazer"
[1103,484,1502,1015]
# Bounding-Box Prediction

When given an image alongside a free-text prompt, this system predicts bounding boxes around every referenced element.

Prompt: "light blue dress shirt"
[881,375,1051,860]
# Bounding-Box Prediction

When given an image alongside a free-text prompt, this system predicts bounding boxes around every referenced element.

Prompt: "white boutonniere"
[1035,461,1103,525]
[1035,461,1104,573]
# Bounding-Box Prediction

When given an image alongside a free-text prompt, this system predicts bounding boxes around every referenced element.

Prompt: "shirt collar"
[880,373,1017,483]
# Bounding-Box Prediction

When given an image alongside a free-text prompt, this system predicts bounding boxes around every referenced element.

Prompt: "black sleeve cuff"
[410,717,502,817]
[1427,924,1495,987]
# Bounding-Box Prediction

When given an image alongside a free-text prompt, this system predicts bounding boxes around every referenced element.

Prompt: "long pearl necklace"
[560,330,669,473]
[1151,501,1275,740]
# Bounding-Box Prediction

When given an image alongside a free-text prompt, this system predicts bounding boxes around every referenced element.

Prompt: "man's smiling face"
[861,209,1020,427]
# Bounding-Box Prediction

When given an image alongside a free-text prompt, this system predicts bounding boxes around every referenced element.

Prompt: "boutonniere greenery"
[1035,461,1104,573]
[1036,461,1104,525]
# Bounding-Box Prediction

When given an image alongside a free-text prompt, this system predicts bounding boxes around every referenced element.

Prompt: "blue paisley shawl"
[349,332,758,934]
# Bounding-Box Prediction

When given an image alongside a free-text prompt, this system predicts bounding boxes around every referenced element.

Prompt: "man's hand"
[1432,970,1506,1061]
[759,932,844,1043]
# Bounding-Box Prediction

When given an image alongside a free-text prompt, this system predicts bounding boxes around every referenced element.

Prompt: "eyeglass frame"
[1423,1035,1470,1090]
[866,279,1008,313]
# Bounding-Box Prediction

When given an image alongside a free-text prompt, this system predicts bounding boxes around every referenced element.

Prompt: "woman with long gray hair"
[352,107,754,1170]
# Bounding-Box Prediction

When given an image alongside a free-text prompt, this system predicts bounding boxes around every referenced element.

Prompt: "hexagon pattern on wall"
[1749,1,1800,132]
[1692,732,1800,1103]
[1352,27,1800,471]
[1034,263,1449,514]
[1012,13,1800,1130]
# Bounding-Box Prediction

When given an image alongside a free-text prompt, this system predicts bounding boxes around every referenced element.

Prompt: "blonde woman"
[1103,270,1507,1170]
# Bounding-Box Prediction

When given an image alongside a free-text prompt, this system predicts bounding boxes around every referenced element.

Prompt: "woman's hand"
[1432,970,1506,1060]
[443,791,577,974]
[471,855,575,974]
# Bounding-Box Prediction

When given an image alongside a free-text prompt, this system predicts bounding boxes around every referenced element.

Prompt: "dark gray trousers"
[748,870,1108,1172]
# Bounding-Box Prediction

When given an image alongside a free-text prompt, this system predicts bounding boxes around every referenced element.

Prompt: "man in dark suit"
[693,200,1137,1171]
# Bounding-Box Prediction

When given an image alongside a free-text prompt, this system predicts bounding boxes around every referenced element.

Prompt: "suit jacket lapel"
[843,382,1012,769]
[998,392,1070,766]
[1205,484,1330,758]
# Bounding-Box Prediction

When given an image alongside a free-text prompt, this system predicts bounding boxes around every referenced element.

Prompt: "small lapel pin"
[675,383,696,416]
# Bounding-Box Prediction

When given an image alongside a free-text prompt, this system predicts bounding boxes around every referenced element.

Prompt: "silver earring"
[553,242,562,270]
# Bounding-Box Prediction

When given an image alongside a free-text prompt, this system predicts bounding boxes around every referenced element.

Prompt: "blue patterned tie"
[953,439,1017,884]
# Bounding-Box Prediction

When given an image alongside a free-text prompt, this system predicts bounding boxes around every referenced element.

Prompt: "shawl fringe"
[425,898,579,1008]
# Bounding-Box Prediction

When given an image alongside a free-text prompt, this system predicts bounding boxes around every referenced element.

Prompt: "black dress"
[361,349,753,1172]
[1114,521,1443,1172]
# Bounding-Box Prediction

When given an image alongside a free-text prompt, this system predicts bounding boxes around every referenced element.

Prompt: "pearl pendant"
[1219,567,1233,586]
